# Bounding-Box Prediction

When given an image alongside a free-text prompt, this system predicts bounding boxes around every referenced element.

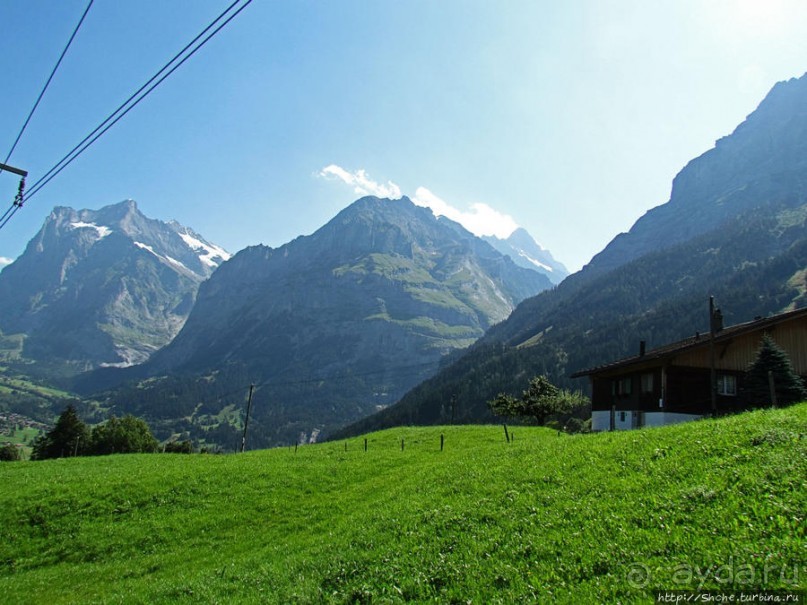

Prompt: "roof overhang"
[569,306,807,379]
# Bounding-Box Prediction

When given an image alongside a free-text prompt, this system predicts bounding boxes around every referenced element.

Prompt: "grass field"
[0,426,40,459]
[0,404,804,604]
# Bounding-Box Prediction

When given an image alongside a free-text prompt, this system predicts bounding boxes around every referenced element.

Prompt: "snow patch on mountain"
[134,241,157,255]
[518,251,553,273]
[165,256,189,271]
[70,222,112,239]
[178,231,231,267]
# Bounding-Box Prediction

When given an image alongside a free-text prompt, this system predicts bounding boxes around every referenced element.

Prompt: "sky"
[1,0,807,272]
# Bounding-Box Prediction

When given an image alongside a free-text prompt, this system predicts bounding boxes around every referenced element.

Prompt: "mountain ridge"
[0,200,229,373]
[78,195,553,447]
[482,227,569,284]
[584,72,807,277]
[334,72,807,437]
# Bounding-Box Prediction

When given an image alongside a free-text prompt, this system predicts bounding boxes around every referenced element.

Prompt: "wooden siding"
[673,318,807,374]
[587,312,807,416]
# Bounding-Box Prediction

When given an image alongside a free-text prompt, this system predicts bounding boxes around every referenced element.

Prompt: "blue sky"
[1,0,806,272]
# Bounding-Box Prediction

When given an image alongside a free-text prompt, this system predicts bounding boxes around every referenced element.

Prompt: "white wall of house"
[593,410,702,431]
[592,410,639,431]
[592,410,611,431]
[614,410,636,430]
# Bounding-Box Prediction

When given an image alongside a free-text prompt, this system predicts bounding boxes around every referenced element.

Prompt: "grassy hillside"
[1,405,805,604]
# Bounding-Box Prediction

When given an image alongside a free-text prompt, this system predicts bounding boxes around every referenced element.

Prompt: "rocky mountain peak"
[89,195,554,446]
[585,72,807,277]
[0,200,229,372]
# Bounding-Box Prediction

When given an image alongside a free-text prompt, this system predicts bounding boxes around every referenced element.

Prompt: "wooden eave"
[569,306,807,379]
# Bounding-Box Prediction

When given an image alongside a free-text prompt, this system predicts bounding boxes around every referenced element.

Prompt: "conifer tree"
[31,404,90,460]
[743,335,807,406]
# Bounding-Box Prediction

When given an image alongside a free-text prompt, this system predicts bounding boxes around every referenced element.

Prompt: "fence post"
[503,424,510,444]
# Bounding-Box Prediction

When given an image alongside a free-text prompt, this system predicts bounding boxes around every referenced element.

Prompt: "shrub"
[90,415,159,455]
[0,443,21,461]
[163,440,194,454]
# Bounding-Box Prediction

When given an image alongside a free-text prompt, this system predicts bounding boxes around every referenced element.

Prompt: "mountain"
[80,196,553,447]
[483,228,569,284]
[0,200,230,375]
[335,72,807,437]
[587,73,807,277]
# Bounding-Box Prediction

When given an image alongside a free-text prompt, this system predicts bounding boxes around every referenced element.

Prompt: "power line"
[23,0,252,202]
[0,0,94,178]
[0,0,253,232]
[0,0,93,228]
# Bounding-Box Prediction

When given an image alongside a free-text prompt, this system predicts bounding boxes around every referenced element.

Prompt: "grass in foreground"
[0,405,805,604]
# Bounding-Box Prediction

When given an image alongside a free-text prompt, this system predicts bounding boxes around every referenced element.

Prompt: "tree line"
[17,404,195,460]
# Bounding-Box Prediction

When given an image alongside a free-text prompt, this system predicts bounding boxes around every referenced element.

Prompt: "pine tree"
[31,404,90,460]
[743,335,807,406]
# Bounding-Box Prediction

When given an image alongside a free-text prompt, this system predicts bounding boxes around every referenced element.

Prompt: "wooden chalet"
[571,306,807,431]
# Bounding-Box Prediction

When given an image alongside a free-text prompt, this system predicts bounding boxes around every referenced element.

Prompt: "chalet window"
[612,377,632,396]
[717,374,737,396]
[619,377,632,395]
[641,373,654,394]
[619,411,626,422]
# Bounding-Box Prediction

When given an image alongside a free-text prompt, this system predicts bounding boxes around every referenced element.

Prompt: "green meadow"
[1,405,804,604]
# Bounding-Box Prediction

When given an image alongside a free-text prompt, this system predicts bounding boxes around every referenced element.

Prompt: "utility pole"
[709,296,721,416]
[240,384,255,453]
[1,163,27,214]
[0,162,28,178]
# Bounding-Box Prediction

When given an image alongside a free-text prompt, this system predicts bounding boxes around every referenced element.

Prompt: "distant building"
[571,307,807,431]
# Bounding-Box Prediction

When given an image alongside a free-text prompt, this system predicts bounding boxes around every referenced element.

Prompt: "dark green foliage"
[489,375,566,426]
[30,404,90,460]
[743,335,807,406]
[163,440,194,454]
[0,443,20,461]
[90,415,158,455]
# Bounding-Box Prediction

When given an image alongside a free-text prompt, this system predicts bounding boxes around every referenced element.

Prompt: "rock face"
[0,200,229,373]
[483,228,569,284]
[335,72,807,437]
[93,196,552,446]
[586,73,807,277]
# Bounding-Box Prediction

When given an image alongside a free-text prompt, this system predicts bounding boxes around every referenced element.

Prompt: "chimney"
[639,341,646,357]
[709,296,724,334]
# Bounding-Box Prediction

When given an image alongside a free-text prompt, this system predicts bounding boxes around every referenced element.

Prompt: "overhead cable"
[0,0,94,227]
[0,0,94,178]
[1,0,253,232]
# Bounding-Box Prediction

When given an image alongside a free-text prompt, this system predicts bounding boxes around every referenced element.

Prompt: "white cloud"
[319,165,519,239]
[0,256,13,268]
[413,187,518,239]
[319,165,402,199]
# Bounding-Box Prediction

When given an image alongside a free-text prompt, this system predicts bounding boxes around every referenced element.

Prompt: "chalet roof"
[570,306,807,378]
